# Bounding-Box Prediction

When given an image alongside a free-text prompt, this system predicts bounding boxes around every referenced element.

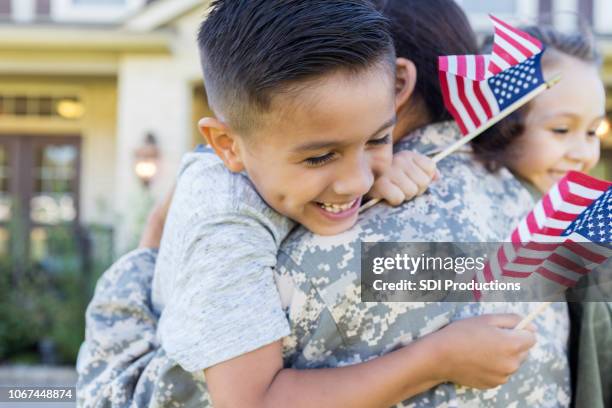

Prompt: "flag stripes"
[488,14,543,76]
[474,171,611,300]
[438,15,543,136]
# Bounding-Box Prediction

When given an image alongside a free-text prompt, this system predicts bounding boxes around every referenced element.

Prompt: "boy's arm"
[205,314,536,408]
[369,150,438,206]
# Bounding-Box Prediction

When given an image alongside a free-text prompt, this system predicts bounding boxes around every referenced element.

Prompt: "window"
[72,0,125,4]
[0,95,84,120]
[0,0,11,16]
[0,136,81,263]
[458,0,517,14]
[0,143,11,257]
[35,0,51,17]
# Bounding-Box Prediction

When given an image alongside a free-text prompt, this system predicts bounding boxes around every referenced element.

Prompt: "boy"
[153,0,429,370]
[150,1,536,407]
[78,1,537,406]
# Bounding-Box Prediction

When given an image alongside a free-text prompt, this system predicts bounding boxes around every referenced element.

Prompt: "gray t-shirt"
[152,151,294,372]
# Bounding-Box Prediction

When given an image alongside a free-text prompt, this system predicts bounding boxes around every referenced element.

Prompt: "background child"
[473,26,611,408]
[473,27,604,192]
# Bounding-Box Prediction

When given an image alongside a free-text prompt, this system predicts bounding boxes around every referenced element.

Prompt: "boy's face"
[506,55,605,194]
[236,66,396,235]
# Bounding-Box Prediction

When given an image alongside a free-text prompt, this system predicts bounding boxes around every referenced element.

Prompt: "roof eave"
[0,25,172,53]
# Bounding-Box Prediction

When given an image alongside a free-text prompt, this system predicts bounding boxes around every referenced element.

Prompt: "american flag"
[474,171,612,299]
[439,15,544,135]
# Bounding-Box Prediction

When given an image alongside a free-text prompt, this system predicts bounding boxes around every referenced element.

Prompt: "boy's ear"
[395,57,417,113]
[198,117,245,173]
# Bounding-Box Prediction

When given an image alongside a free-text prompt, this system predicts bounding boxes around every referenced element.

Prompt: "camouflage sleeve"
[76,249,210,407]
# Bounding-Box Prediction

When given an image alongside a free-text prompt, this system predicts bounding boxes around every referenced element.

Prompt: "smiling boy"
[153,0,400,368]
[147,0,535,406]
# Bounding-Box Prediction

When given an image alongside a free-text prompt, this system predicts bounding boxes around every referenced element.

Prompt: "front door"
[0,135,81,266]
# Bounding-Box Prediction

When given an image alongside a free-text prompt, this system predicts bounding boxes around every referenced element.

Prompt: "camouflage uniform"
[77,122,571,407]
[76,249,211,407]
[276,121,570,407]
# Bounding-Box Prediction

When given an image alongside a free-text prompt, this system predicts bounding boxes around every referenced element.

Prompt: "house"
[0,0,610,260]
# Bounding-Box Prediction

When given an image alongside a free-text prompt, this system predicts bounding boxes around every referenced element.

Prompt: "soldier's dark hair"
[472,25,602,171]
[197,0,396,135]
[375,0,478,123]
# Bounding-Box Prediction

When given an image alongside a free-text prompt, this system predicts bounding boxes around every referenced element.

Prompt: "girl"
[473,26,611,408]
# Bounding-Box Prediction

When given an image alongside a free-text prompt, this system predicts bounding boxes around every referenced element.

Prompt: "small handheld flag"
[433,15,560,163]
[474,171,612,303]
[360,15,561,213]
[439,15,544,135]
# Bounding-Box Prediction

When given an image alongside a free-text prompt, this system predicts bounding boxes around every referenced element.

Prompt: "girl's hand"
[369,150,439,206]
[430,314,537,389]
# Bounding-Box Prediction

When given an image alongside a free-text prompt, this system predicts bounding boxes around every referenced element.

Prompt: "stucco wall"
[113,5,208,250]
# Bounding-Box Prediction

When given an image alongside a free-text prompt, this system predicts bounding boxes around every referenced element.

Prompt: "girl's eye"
[551,127,569,135]
[587,129,598,138]
[367,134,391,146]
[304,152,335,167]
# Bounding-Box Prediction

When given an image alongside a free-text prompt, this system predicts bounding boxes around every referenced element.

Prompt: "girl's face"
[505,53,607,194]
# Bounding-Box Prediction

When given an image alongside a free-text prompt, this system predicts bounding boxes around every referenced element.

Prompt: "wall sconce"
[134,132,160,187]
[56,98,85,119]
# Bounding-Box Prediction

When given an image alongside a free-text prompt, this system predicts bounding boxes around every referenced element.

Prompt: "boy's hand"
[369,151,438,206]
[431,314,536,389]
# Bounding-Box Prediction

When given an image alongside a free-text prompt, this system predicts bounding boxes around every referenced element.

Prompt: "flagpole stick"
[514,301,553,330]
[360,74,562,213]
[432,74,562,164]
[359,196,380,212]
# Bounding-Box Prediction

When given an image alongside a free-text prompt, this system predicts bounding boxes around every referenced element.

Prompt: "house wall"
[113,5,208,249]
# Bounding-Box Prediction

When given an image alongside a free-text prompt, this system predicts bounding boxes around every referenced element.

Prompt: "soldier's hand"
[368,150,439,206]
[139,185,175,249]
[431,314,536,389]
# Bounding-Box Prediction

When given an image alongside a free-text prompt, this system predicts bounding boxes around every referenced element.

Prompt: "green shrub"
[0,224,112,365]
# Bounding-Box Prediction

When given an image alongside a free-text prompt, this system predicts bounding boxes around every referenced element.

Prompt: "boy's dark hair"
[198,0,396,134]
[472,25,602,171]
[375,0,478,123]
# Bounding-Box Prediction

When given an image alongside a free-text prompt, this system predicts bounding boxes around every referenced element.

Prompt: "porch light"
[134,132,160,187]
[56,99,85,119]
